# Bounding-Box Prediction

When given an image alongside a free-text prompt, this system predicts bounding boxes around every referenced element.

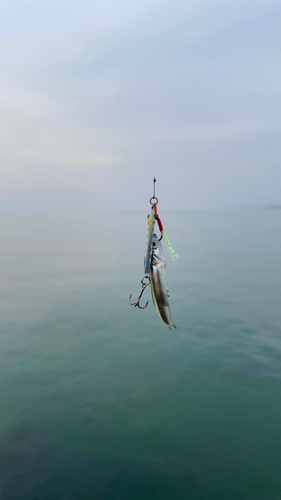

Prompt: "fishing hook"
[150,176,158,205]
[128,276,151,309]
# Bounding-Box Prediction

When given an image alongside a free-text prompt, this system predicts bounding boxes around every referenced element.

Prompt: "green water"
[0,211,281,499]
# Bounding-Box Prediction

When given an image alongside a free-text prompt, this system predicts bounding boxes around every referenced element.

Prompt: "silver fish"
[144,207,155,274]
[149,234,177,330]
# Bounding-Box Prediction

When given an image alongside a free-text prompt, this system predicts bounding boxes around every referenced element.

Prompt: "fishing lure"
[128,178,179,329]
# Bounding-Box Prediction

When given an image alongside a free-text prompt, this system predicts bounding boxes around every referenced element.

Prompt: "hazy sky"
[0,0,280,211]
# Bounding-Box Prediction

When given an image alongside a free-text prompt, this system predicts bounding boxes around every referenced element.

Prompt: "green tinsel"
[161,231,180,261]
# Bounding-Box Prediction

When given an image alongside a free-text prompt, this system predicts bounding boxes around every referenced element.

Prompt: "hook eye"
[141,276,150,287]
[149,196,158,205]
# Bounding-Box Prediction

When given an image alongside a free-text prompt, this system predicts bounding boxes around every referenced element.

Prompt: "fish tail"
[168,323,177,330]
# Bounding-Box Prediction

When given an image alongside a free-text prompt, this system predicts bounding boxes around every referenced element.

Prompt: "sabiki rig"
[128,178,179,329]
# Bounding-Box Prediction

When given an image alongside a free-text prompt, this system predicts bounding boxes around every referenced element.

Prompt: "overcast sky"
[0,0,280,211]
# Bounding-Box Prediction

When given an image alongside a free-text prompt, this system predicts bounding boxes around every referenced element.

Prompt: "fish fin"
[171,323,177,329]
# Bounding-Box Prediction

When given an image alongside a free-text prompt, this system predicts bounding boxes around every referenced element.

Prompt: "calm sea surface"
[0,210,281,499]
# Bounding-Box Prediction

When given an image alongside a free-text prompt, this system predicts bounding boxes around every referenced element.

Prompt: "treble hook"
[128,276,151,309]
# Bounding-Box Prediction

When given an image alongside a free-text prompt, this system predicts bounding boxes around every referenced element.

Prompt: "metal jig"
[128,276,151,309]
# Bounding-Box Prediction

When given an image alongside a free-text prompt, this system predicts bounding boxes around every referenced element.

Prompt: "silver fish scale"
[149,234,176,329]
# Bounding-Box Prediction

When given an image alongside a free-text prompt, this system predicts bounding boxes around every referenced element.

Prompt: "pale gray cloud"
[0,0,280,211]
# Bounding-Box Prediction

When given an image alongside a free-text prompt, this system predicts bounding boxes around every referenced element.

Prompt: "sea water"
[0,210,280,499]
